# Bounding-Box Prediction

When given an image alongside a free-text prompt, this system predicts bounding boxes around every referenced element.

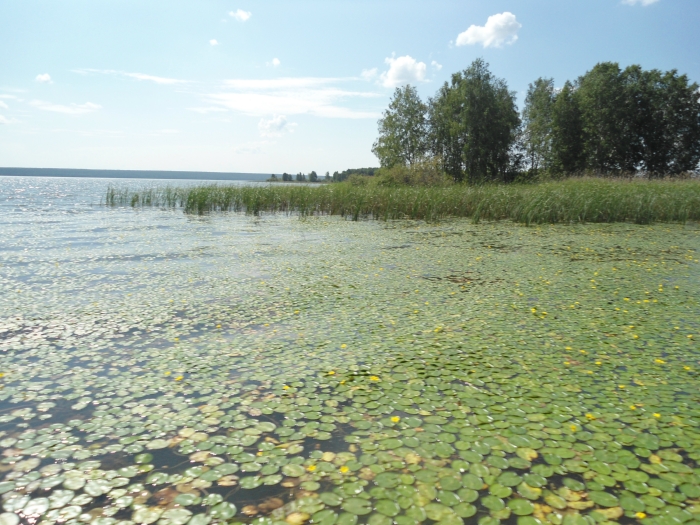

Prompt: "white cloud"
[456,12,522,48]
[30,100,102,115]
[622,0,659,5]
[431,61,443,71]
[210,39,219,46]
[223,78,340,90]
[35,73,52,83]
[268,58,281,67]
[229,9,251,21]
[73,69,187,85]
[233,141,269,155]
[258,115,297,137]
[361,68,378,81]
[0,115,12,124]
[379,55,427,88]
[123,72,186,84]
[0,101,8,109]
[187,106,229,114]
[206,77,380,119]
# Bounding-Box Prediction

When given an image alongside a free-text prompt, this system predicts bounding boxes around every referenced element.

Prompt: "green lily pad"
[282,464,306,477]
[588,491,619,507]
[375,500,400,517]
[341,498,372,516]
[508,499,535,516]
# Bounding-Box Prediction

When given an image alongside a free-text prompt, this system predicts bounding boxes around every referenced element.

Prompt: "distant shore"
[0,167,271,181]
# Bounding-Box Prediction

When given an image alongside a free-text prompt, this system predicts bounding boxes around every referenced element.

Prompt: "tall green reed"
[105,178,700,224]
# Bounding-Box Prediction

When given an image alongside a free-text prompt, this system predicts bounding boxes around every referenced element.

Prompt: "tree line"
[275,171,331,182]
[372,58,700,182]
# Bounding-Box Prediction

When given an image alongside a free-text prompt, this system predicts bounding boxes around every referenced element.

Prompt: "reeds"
[105,178,700,224]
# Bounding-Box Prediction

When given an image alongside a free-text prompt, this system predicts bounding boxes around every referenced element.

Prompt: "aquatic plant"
[106,178,700,224]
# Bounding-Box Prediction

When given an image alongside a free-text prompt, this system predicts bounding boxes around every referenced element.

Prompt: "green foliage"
[107,178,700,224]
[549,62,700,176]
[309,171,318,182]
[375,157,452,187]
[372,60,700,181]
[372,85,428,168]
[576,62,637,173]
[550,81,585,174]
[522,78,555,176]
[428,58,521,183]
[332,167,379,182]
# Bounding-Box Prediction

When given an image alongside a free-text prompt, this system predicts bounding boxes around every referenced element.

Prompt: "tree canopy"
[371,58,700,181]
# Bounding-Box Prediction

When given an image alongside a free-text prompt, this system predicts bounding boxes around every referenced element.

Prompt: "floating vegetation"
[1,199,700,525]
[104,178,700,224]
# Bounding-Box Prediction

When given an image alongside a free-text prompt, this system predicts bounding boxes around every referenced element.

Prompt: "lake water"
[1,177,699,525]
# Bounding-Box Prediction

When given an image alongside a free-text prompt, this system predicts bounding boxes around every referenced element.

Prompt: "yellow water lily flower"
[175,375,183,381]
[340,466,349,473]
[391,416,401,423]
[655,359,665,364]
[307,465,316,472]
[635,512,646,519]
[370,376,380,381]
[653,413,661,418]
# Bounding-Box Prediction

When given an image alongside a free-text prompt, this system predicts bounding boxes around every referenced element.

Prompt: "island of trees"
[370,58,700,183]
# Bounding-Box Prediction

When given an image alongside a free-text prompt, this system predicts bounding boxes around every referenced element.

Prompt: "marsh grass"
[105,177,700,224]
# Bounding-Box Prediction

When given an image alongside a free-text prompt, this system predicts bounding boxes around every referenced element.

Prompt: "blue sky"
[1,0,698,175]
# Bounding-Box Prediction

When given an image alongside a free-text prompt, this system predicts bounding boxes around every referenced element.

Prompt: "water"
[1,177,699,525]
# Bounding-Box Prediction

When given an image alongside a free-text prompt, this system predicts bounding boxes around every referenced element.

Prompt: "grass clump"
[106,177,700,224]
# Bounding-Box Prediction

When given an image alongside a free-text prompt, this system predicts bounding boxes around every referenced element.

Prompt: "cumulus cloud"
[210,39,219,46]
[206,77,380,119]
[229,9,251,21]
[73,69,187,85]
[622,0,659,5]
[456,12,522,48]
[30,100,102,115]
[0,101,8,109]
[431,61,443,71]
[35,73,52,83]
[379,55,427,88]
[258,115,296,137]
[361,68,378,81]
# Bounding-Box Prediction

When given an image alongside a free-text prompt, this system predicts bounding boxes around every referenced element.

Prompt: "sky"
[1,0,698,175]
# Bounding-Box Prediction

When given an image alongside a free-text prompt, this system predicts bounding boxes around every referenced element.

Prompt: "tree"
[296,172,306,182]
[309,171,318,182]
[550,81,585,174]
[372,85,428,168]
[522,78,555,175]
[428,58,520,182]
[624,66,700,175]
[576,62,638,173]
[325,171,330,181]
